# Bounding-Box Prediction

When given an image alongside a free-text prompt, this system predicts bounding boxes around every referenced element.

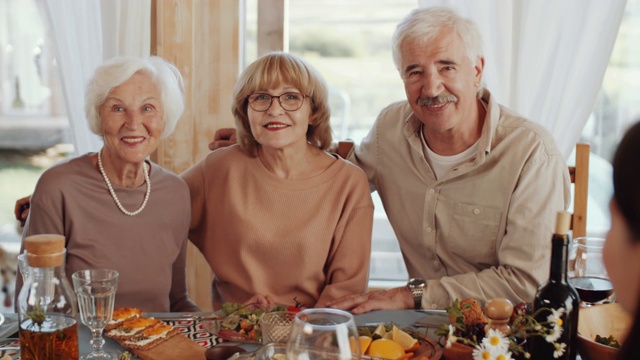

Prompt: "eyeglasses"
[247,92,307,112]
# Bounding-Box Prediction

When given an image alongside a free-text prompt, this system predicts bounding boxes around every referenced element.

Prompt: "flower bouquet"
[435,298,570,360]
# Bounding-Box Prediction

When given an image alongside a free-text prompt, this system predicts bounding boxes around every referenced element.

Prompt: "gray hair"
[85,56,185,139]
[391,7,484,72]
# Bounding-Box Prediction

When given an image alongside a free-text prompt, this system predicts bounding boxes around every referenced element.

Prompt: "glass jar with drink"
[16,234,79,360]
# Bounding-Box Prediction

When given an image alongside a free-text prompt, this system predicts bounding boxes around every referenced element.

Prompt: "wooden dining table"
[0,309,449,359]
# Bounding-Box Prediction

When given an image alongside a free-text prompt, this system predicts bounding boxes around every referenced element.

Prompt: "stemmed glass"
[568,237,615,306]
[286,308,360,360]
[17,252,29,283]
[72,269,119,360]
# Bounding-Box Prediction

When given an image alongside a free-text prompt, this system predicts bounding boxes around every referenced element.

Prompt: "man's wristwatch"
[407,278,426,309]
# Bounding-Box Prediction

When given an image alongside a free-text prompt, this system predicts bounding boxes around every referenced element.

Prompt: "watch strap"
[407,278,425,309]
[411,287,423,309]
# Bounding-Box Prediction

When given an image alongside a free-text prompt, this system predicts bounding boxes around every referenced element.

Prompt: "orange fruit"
[391,326,419,351]
[350,335,373,355]
[366,338,405,359]
[373,323,387,339]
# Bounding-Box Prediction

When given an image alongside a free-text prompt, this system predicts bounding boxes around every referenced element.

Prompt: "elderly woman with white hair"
[15,56,198,312]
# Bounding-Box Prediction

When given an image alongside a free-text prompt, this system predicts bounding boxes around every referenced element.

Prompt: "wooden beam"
[150,0,240,311]
[257,0,287,55]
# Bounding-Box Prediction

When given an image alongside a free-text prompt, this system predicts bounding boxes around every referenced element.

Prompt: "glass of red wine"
[568,237,615,306]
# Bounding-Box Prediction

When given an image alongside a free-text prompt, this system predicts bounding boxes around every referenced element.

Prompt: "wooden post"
[150,0,240,311]
[258,0,287,55]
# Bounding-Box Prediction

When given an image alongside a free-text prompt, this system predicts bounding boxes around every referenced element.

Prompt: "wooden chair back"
[569,143,590,239]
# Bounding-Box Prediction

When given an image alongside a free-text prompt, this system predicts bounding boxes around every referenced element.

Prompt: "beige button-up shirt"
[348,89,570,308]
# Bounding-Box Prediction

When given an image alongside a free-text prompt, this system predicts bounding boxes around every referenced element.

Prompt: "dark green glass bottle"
[531,211,580,360]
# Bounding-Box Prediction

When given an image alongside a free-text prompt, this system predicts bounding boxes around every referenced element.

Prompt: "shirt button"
[431,304,438,309]
[429,189,435,195]
[426,227,432,233]
[473,208,480,215]
[433,260,439,266]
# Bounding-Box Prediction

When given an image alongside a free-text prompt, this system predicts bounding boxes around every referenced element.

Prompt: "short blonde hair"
[85,56,185,139]
[231,52,332,155]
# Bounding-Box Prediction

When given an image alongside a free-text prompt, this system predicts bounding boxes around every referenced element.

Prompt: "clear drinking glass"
[72,269,119,360]
[568,237,615,306]
[286,308,360,360]
[16,252,29,283]
[260,311,297,344]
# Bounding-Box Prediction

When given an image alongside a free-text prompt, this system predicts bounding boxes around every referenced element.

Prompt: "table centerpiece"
[435,298,571,360]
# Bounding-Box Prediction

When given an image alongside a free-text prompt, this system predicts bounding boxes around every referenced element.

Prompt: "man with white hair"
[325,6,569,312]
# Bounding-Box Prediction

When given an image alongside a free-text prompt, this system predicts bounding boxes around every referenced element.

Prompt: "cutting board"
[114,333,206,360]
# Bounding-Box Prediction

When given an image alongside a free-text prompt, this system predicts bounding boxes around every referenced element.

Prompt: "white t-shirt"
[420,126,479,180]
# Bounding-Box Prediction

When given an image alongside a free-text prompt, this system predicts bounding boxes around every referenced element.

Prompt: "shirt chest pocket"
[445,203,503,262]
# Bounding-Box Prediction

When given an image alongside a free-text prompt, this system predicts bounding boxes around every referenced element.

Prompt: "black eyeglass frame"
[246,92,308,112]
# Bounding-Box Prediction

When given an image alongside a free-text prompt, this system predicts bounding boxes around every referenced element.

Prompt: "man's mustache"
[418,95,458,106]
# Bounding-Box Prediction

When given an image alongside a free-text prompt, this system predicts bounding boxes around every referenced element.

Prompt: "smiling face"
[603,199,640,313]
[247,83,312,151]
[98,71,165,165]
[400,30,483,137]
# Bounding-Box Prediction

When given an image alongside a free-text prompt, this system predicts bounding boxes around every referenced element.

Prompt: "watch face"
[408,278,425,287]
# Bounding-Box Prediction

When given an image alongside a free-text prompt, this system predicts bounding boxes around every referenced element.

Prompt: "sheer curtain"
[417,0,626,159]
[44,0,150,155]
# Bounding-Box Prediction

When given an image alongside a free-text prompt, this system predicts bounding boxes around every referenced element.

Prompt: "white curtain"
[44,0,150,155]
[417,0,626,159]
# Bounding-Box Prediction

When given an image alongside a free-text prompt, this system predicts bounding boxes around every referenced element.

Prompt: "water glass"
[260,311,297,344]
[72,269,119,360]
[286,308,360,360]
[17,252,29,283]
[568,237,614,306]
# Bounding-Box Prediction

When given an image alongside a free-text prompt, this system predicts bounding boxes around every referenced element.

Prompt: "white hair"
[391,7,484,71]
[84,56,185,139]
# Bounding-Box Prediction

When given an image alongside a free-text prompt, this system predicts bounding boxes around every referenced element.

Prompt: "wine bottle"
[531,211,580,360]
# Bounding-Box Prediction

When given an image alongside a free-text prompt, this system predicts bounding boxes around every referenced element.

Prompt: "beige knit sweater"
[182,145,374,309]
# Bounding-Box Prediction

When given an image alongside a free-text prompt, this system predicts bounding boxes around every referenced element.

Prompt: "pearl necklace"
[97,150,150,216]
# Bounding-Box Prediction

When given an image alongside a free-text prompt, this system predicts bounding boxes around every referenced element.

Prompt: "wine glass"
[568,237,614,306]
[17,252,29,283]
[72,269,119,360]
[286,308,360,360]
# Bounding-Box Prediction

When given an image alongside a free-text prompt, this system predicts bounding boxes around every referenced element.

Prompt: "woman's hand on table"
[327,286,414,314]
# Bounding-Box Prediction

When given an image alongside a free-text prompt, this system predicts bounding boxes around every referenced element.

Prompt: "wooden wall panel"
[150,0,239,311]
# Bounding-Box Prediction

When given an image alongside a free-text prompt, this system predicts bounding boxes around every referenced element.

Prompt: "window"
[578,0,640,237]
[244,0,640,287]
[0,0,70,250]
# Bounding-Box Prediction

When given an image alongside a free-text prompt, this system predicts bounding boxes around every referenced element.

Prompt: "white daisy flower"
[473,343,512,360]
[495,352,513,360]
[546,308,565,327]
[553,342,567,358]
[481,328,510,352]
[472,344,493,360]
[545,308,565,343]
[446,325,457,348]
[545,327,563,342]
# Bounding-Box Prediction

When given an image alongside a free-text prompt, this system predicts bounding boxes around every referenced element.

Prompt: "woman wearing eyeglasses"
[181,52,374,309]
